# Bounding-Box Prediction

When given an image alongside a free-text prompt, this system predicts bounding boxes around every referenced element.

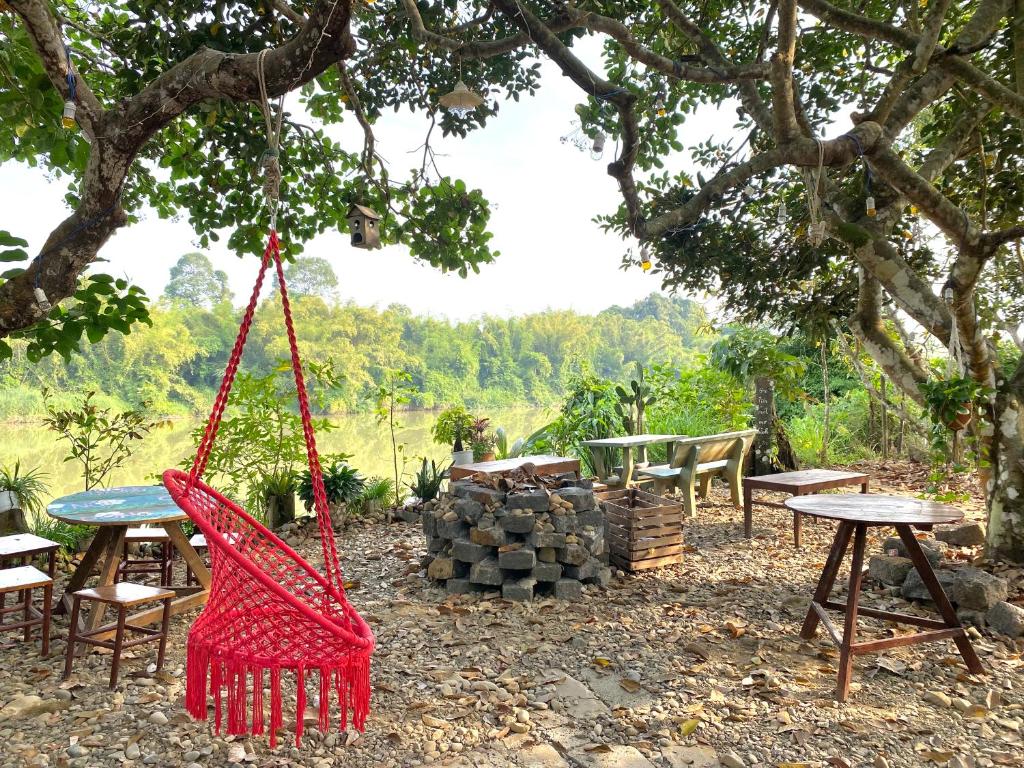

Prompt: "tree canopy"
[164,253,233,308]
[1,1,1022,555]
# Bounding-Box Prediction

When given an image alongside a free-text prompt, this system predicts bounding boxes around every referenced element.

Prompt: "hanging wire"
[257,49,285,231]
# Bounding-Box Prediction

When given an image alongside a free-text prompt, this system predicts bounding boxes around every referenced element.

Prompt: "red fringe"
[184,646,372,747]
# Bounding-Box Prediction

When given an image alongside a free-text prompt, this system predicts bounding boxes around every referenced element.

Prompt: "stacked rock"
[422,476,611,601]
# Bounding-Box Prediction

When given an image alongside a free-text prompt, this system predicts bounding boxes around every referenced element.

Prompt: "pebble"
[125,743,141,759]
[149,711,169,725]
[720,752,746,768]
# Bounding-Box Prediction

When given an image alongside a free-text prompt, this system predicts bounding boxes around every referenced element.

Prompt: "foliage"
[279,257,339,300]
[298,461,366,509]
[0,293,703,418]
[920,376,992,430]
[371,369,415,508]
[407,457,449,504]
[710,328,807,399]
[469,416,497,460]
[0,273,151,364]
[163,253,232,308]
[613,362,656,435]
[0,460,49,516]
[541,373,622,476]
[357,476,394,507]
[494,425,549,460]
[182,365,340,514]
[431,406,476,451]
[787,391,878,467]
[30,515,92,551]
[42,389,162,491]
[260,468,298,499]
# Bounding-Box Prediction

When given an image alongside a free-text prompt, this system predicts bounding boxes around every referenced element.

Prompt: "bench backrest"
[670,429,758,468]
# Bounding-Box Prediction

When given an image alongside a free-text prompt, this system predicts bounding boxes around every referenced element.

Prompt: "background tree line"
[0,254,708,419]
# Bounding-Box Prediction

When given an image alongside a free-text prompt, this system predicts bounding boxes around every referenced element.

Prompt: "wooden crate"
[598,489,684,572]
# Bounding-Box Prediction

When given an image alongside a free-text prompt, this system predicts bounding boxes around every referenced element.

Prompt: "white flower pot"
[0,491,19,513]
[451,449,475,466]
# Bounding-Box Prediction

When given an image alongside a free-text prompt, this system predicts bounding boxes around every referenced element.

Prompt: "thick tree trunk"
[986,358,1024,562]
[753,376,775,475]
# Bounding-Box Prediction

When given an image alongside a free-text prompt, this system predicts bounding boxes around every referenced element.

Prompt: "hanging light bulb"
[909,204,918,215]
[654,97,666,117]
[744,185,757,197]
[640,245,653,272]
[438,80,484,118]
[777,201,788,224]
[902,229,913,240]
[62,100,77,129]
[590,132,606,161]
[33,286,51,313]
[865,196,876,217]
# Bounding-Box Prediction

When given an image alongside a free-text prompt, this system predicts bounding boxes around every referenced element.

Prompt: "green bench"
[635,429,757,517]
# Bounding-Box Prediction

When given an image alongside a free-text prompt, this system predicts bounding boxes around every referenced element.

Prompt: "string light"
[590,132,606,161]
[62,45,77,130]
[777,201,787,224]
[865,195,876,217]
[654,97,666,117]
[640,245,652,272]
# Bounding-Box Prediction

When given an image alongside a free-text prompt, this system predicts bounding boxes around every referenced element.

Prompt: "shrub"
[298,462,366,509]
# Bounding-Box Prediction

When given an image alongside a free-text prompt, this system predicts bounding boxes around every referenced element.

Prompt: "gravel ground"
[0,460,1020,768]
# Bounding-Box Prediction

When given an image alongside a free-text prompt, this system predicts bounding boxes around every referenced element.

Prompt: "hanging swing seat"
[164,231,374,747]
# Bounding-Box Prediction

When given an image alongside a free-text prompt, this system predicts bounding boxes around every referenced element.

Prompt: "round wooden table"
[785,493,983,701]
[48,486,210,639]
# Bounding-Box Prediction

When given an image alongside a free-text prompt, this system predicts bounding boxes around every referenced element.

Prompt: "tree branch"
[770,0,801,142]
[912,0,954,73]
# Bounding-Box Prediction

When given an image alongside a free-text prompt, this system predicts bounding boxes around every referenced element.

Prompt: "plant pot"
[480,452,496,463]
[945,409,972,431]
[451,449,475,466]
[0,490,19,514]
[265,493,296,530]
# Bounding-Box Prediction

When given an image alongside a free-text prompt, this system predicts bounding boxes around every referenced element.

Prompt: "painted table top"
[47,485,187,527]
[785,493,963,526]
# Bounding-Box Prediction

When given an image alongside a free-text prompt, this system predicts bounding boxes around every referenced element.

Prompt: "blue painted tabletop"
[47,485,186,526]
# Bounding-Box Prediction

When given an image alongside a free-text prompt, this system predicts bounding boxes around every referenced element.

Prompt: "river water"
[3,408,550,501]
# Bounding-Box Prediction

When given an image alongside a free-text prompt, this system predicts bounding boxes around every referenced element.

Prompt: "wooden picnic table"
[449,454,580,481]
[743,468,870,547]
[786,493,982,701]
[581,434,684,487]
[46,486,209,642]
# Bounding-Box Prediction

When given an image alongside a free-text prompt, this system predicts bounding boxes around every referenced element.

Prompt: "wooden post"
[753,376,774,475]
[880,376,889,460]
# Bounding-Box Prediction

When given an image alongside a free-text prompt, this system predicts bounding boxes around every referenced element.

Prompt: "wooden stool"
[117,528,173,585]
[0,565,53,656]
[0,533,60,614]
[63,582,174,688]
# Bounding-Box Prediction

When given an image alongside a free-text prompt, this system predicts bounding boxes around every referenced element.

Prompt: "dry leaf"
[592,656,612,668]
[679,718,700,736]
[619,678,642,693]
[918,749,955,764]
[584,744,613,753]
[963,704,988,718]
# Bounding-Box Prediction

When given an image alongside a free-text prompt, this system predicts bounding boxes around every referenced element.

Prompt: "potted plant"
[431,406,476,466]
[920,375,990,431]
[0,462,49,535]
[262,469,298,531]
[299,462,367,529]
[470,417,497,462]
[407,458,450,504]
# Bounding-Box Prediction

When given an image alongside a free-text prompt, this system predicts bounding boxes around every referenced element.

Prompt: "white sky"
[1,42,738,321]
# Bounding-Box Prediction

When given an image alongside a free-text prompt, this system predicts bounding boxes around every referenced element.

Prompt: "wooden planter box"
[598,488,684,572]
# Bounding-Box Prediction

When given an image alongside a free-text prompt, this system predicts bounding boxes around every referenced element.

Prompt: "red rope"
[188,230,342,593]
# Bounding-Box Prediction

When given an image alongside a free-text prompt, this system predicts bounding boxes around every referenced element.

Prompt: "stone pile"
[867,521,1023,637]
[421,476,611,601]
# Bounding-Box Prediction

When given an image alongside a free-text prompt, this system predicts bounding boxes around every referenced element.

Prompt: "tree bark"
[753,376,775,475]
[986,356,1024,562]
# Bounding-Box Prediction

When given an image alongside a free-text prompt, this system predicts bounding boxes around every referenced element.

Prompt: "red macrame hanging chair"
[163,230,374,748]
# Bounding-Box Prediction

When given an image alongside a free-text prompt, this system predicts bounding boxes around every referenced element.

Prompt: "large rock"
[470,557,503,586]
[555,487,596,511]
[563,557,602,581]
[421,510,440,538]
[952,567,1008,611]
[987,601,1024,638]
[500,511,536,534]
[503,577,536,602]
[453,484,505,507]
[883,536,942,567]
[452,539,490,564]
[559,543,589,567]
[550,512,578,534]
[427,557,455,581]
[530,531,567,549]
[498,547,537,570]
[445,578,475,595]
[553,578,583,601]
[868,555,914,586]
[532,562,562,582]
[507,490,551,512]
[934,522,986,547]
[576,509,604,529]
[470,525,507,547]
[0,695,70,722]
[454,498,485,525]
[902,567,956,602]
[438,518,469,540]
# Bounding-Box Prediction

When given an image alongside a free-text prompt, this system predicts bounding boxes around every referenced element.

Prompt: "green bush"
[299,462,366,509]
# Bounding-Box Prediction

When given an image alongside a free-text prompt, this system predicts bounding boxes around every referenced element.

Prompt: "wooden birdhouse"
[346,204,381,250]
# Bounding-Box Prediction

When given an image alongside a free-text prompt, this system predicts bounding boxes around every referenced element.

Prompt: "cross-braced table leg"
[800,521,854,640]
[836,522,868,700]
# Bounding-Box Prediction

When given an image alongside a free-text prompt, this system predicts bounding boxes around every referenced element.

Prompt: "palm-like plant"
[0,461,50,516]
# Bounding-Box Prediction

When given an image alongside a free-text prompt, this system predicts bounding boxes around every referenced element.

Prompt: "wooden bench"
[635,429,757,517]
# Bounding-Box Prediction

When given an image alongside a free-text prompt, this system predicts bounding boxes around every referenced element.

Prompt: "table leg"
[837,523,868,701]
[86,526,127,632]
[743,483,753,539]
[622,447,635,487]
[163,522,210,588]
[800,521,854,640]
[57,527,114,616]
[896,525,983,675]
[793,492,803,549]
[860,481,869,494]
